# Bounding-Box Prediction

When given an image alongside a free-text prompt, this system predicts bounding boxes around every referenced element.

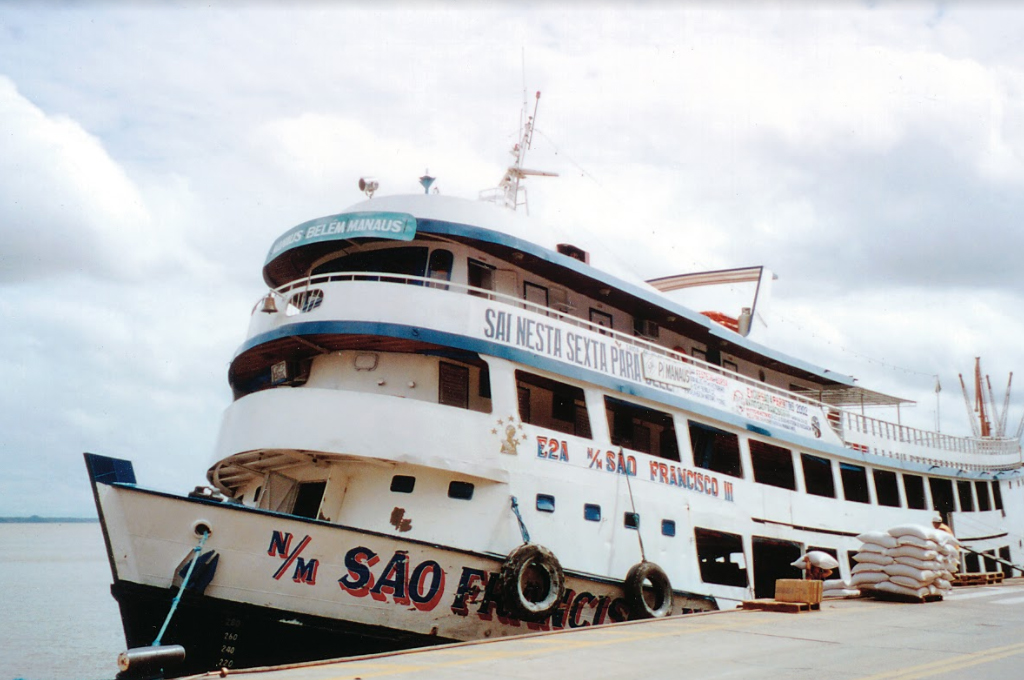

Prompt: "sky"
[2,1,1024,517]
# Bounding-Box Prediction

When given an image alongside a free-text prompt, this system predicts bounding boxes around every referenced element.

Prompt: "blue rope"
[153,531,209,646]
[510,496,530,544]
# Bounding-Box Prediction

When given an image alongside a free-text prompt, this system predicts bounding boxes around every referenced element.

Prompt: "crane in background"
[959,358,1019,439]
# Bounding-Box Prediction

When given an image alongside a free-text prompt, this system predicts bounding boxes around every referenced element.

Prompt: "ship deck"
[190,579,1024,680]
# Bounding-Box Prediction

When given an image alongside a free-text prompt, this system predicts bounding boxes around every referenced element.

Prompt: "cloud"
[0,77,198,284]
[2,3,1024,520]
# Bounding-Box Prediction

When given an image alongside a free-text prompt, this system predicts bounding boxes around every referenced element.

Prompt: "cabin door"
[751,536,803,599]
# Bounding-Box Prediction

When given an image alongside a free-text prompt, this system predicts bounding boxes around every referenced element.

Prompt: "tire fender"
[499,543,565,621]
[624,560,673,619]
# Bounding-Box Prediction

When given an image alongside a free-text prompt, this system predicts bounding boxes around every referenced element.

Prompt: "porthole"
[624,512,640,529]
[390,475,415,493]
[448,481,474,500]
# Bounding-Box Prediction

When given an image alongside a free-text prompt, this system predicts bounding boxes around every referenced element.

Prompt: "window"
[691,347,706,362]
[479,363,491,399]
[957,480,975,512]
[515,371,591,437]
[976,481,992,512]
[801,454,835,498]
[438,362,470,409]
[590,308,613,335]
[291,481,327,519]
[468,258,495,296]
[749,440,795,490]
[722,359,738,373]
[993,481,1004,510]
[873,470,901,507]
[662,520,676,537]
[634,318,659,338]
[624,512,640,529]
[695,528,748,587]
[929,478,956,514]
[524,281,549,308]
[689,421,742,477]
[584,504,601,522]
[840,463,870,504]
[964,551,980,573]
[903,474,927,510]
[751,536,798,598]
[999,546,1012,571]
[607,397,678,460]
[553,392,576,422]
[312,246,428,280]
[517,386,531,423]
[983,550,997,572]
[448,481,474,500]
[390,475,415,493]
[289,289,324,313]
[427,249,454,288]
[536,494,555,513]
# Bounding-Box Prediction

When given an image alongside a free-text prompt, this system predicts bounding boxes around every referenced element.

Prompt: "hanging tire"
[499,543,565,621]
[624,561,673,619]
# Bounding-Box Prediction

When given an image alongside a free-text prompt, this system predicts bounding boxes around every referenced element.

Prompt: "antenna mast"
[480,91,558,213]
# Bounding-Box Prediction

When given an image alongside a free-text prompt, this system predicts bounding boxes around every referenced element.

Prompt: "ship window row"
[784,448,1002,514]
[514,369,1005,514]
[388,474,475,501]
[537,495,676,536]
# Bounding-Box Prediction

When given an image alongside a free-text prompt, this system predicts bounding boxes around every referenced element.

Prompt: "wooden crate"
[775,579,823,605]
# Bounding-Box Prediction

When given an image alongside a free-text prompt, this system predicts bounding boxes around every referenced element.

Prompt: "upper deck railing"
[266,272,1022,468]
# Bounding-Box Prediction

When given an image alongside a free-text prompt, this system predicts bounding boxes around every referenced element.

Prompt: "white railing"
[843,411,1020,459]
[264,272,1022,468]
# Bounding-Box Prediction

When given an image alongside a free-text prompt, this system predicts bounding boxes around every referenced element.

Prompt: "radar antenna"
[480,90,558,213]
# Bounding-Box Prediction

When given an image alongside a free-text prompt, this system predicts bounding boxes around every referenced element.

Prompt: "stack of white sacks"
[823,577,861,599]
[851,524,961,599]
[819,577,860,598]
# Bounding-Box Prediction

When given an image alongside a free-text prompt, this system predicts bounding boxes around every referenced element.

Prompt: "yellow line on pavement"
[853,641,1024,680]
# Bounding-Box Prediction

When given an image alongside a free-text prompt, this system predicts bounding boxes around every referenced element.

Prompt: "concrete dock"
[191,580,1024,680]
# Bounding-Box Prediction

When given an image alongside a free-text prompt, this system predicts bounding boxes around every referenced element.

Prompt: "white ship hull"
[87,192,1024,677]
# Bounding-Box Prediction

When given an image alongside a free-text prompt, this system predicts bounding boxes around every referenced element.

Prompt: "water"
[0,523,124,680]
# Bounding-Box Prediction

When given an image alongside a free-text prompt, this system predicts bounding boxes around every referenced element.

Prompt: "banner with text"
[479,304,822,440]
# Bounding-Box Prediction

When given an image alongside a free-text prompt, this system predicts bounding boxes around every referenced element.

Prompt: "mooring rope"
[622,449,647,563]
[510,496,531,544]
[153,530,210,646]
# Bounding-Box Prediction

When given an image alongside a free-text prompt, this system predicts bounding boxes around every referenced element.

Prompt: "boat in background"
[87,95,1024,678]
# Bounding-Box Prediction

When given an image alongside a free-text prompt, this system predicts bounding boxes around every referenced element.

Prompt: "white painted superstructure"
[88,187,1024,679]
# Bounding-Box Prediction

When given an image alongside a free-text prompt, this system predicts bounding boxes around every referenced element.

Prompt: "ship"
[87,95,1024,678]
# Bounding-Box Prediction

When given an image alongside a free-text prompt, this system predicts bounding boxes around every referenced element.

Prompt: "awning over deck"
[791,385,914,409]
